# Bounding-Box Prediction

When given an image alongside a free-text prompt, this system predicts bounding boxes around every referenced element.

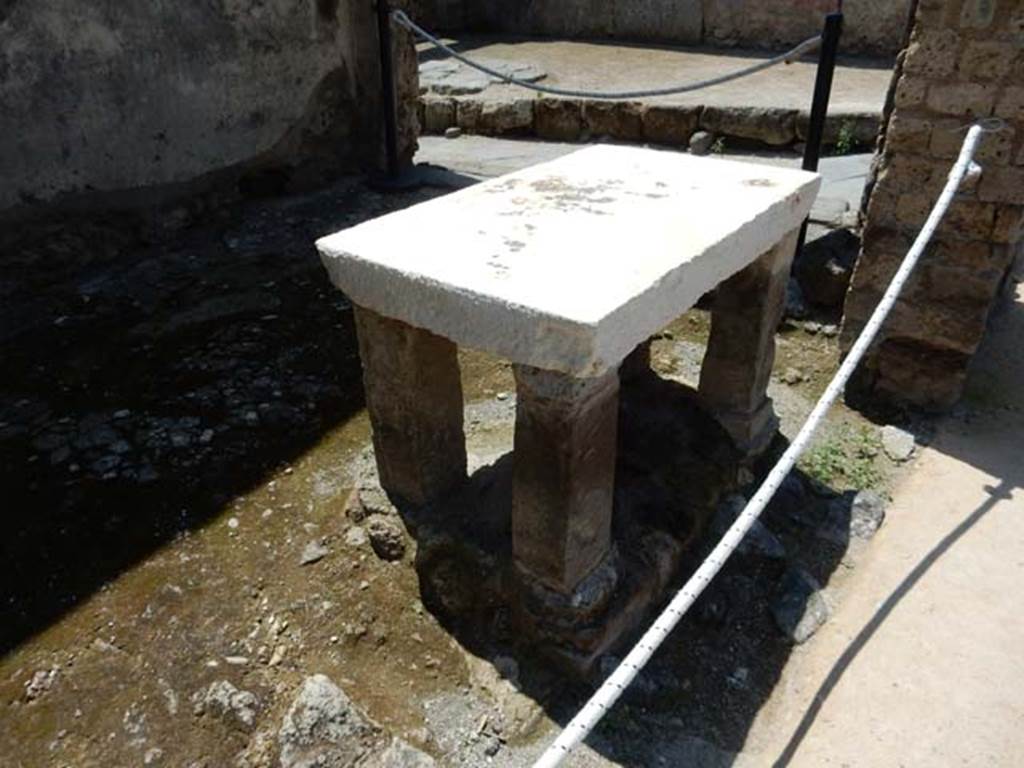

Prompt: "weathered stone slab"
[318,146,820,377]
[419,59,546,96]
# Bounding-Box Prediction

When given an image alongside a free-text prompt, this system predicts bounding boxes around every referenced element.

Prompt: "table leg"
[511,365,619,595]
[353,306,467,505]
[699,228,800,456]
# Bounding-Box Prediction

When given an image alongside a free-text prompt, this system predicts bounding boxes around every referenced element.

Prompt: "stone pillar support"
[618,339,653,385]
[353,306,467,505]
[699,229,800,456]
[511,365,620,596]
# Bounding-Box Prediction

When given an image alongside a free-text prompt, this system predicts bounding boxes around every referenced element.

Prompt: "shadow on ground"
[0,178,446,655]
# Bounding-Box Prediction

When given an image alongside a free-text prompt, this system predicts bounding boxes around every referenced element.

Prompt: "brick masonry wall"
[842,0,1024,410]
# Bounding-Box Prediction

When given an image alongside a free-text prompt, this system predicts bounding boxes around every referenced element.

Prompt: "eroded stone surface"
[419,59,546,96]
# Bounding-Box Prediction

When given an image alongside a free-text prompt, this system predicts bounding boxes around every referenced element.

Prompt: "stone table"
[317,145,818,653]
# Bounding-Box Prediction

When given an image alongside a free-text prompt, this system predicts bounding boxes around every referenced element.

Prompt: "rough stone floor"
[3,138,1016,766]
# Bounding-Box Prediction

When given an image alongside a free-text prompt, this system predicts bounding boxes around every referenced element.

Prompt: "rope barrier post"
[376,0,400,180]
[795,11,844,262]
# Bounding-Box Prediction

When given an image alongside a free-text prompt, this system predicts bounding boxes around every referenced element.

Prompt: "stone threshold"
[419,93,881,151]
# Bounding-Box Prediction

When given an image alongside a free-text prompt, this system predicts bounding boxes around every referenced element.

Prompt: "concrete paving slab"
[320,144,818,375]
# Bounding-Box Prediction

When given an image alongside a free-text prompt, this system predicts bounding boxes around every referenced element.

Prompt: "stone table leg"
[353,306,467,505]
[699,229,800,456]
[619,339,654,385]
[511,365,619,600]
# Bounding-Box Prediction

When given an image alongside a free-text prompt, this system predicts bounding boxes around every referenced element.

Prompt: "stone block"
[979,166,1024,204]
[796,113,880,146]
[895,75,928,109]
[512,365,619,593]
[641,104,700,146]
[700,106,798,147]
[926,82,997,117]
[582,100,644,141]
[903,29,960,77]
[456,99,482,131]
[477,97,534,135]
[995,87,1024,122]
[352,307,467,506]
[993,206,1024,243]
[884,297,993,356]
[422,96,456,134]
[318,145,819,378]
[534,98,583,141]
[928,118,969,159]
[960,0,997,29]
[876,153,950,196]
[940,201,997,240]
[959,41,1018,79]
[886,114,933,152]
[872,339,971,410]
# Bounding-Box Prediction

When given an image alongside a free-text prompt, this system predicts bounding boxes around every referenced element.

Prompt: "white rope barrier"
[393,10,822,100]
[532,123,991,768]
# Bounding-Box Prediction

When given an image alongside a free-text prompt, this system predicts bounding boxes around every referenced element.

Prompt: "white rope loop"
[532,122,990,768]
[393,10,822,100]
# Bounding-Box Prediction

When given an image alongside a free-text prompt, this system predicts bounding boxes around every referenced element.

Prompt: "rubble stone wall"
[842,0,1024,410]
[417,0,912,57]
[0,0,420,218]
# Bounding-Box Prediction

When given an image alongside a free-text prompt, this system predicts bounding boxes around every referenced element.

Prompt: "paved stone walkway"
[742,267,1024,766]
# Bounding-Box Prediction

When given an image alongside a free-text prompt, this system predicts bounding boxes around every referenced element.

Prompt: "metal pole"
[795,11,844,261]
[376,0,400,179]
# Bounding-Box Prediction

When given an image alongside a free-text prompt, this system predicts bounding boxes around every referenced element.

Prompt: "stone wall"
[417,0,912,57]
[842,0,1024,410]
[0,0,420,219]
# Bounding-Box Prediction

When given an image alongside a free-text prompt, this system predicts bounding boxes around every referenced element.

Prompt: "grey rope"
[393,10,823,100]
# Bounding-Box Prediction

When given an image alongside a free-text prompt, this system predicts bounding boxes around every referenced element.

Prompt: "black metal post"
[795,11,844,261]
[376,0,400,179]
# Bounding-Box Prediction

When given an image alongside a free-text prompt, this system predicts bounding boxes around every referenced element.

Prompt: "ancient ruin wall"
[418,0,912,58]
[842,0,1024,409]
[0,0,420,217]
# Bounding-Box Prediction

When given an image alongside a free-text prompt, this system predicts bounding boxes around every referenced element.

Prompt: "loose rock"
[300,540,330,566]
[689,130,715,155]
[713,495,785,559]
[374,737,437,767]
[881,425,915,462]
[193,680,260,732]
[781,368,805,385]
[366,518,406,562]
[345,526,368,548]
[279,674,375,768]
[771,568,830,644]
[849,489,887,539]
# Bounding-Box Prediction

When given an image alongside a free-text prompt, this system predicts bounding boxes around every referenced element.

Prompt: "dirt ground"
[0,158,938,767]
